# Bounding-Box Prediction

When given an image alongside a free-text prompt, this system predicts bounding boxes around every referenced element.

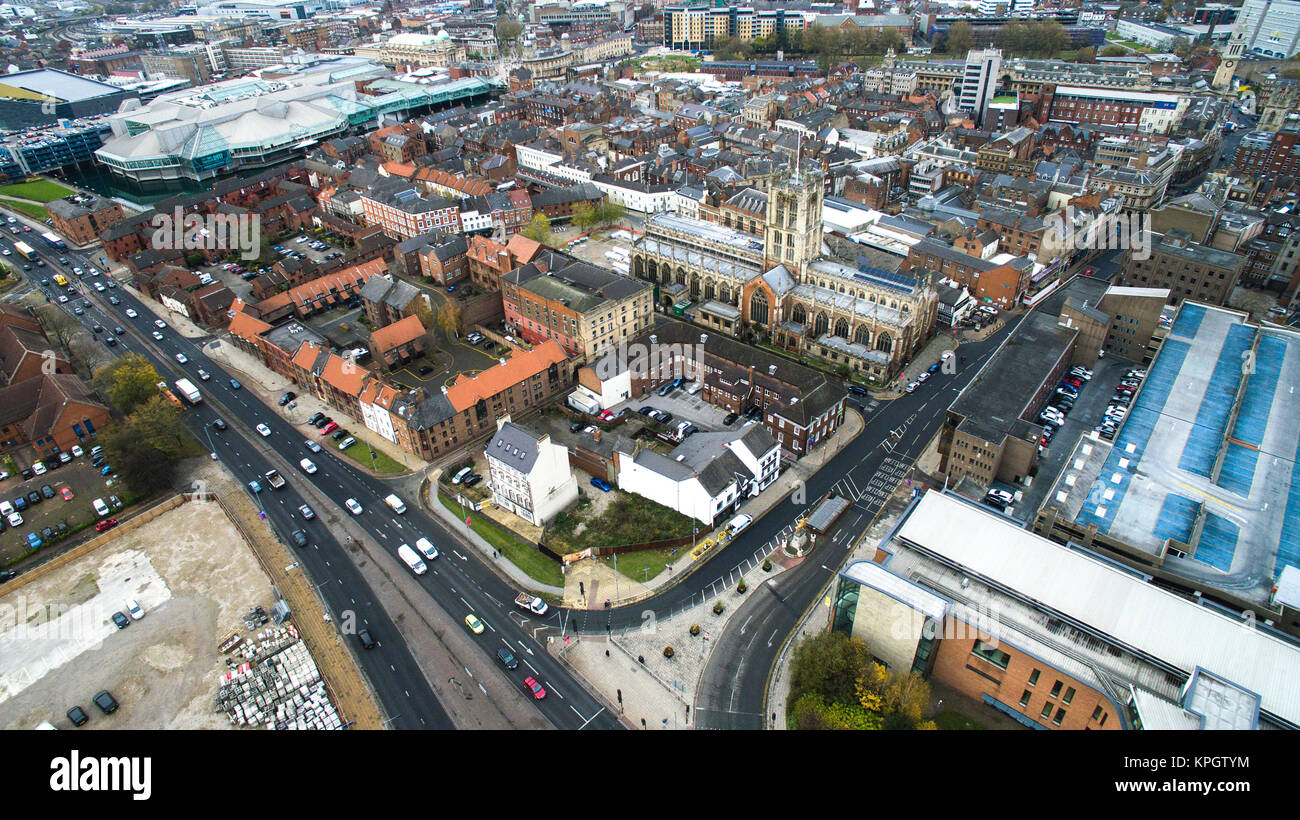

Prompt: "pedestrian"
[605,649,610,658]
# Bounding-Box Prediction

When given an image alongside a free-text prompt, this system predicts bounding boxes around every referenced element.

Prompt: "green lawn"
[600,544,686,583]
[545,492,695,554]
[333,438,405,474]
[934,710,985,731]
[0,198,50,220]
[438,490,564,587]
[0,179,75,202]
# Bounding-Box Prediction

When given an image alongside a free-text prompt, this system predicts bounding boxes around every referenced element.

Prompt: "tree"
[521,213,553,245]
[571,201,596,231]
[595,198,625,226]
[1077,46,1097,64]
[436,299,461,337]
[788,630,873,707]
[1101,44,1129,57]
[129,394,190,456]
[36,305,79,351]
[93,353,162,416]
[943,21,973,56]
[102,423,177,497]
[495,16,522,43]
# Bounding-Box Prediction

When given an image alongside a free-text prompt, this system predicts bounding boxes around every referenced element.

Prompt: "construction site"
[0,495,345,730]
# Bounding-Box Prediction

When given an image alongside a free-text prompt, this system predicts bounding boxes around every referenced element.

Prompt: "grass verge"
[333,438,405,474]
[934,710,985,730]
[438,490,564,587]
[0,178,75,202]
[0,198,51,220]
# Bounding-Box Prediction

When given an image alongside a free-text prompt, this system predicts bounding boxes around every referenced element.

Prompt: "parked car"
[67,705,89,726]
[126,600,144,620]
[590,477,612,492]
[111,611,130,629]
[722,411,740,425]
[92,691,118,714]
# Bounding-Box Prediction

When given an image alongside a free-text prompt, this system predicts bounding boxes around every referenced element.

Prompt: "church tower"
[764,160,823,279]
[1214,34,1244,91]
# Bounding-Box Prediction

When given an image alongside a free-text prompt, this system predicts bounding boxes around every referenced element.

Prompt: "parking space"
[0,454,125,566]
[616,380,737,433]
[1018,356,1135,516]
[559,227,636,275]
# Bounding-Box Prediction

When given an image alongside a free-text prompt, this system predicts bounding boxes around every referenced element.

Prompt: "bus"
[40,232,65,250]
[12,241,34,259]
[53,273,68,287]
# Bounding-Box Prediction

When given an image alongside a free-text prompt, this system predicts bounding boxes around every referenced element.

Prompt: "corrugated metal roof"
[897,492,1300,727]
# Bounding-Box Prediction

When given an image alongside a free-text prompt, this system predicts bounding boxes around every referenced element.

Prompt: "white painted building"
[614,425,780,527]
[486,420,579,526]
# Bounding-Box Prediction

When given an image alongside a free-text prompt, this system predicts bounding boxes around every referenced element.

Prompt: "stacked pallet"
[213,629,342,730]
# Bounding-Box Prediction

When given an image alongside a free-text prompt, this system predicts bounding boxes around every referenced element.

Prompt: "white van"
[687,382,703,395]
[414,537,439,561]
[92,498,109,517]
[384,493,407,514]
[451,466,473,484]
[725,513,753,537]
[397,544,427,575]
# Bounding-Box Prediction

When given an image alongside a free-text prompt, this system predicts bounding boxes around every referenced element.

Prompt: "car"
[928,363,941,374]
[1127,369,1146,379]
[299,504,315,520]
[247,480,262,494]
[590,477,612,492]
[108,496,122,511]
[92,691,118,714]
[92,497,108,516]
[256,423,271,437]
[726,513,753,537]
[523,676,546,699]
[905,382,918,393]
[464,613,485,634]
[151,331,163,340]
[598,409,615,421]
[55,520,68,535]
[67,706,89,727]
[31,460,46,476]
[357,629,376,649]
[13,495,26,511]
[344,498,363,515]
[582,425,598,435]
[986,488,1014,503]
[25,531,41,549]
[656,382,675,396]
[60,487,74,501]
[307,412,325,425]
[94,518,118,533]
[299,458,317,474]
[105,336,117,347]
[125,308,138,318]
[41,484,54,499]
[6,512,21,527]
[418,365,434,375]
[1063,377,1083,388]
[1268,305,1288,316]
[331,428,348,441]
[57,295,68,304]
[638,406,655,416]
[463,474,482,487]
[722,411,740,425]
[483,340,496,351]
[304,440,322,453]
[466,332,484,344]
[338,436,356,450]
[154,319,166,328]
[212,418,227,431]
[847,384,869,396]
[175,353,188,364]
[229,379,241,389]
[569,421,583,433]
[290,529,308,548]
[497,647,519,669]
[0,569,15,582]
[197,369,209,381]
[451,466,473,484]
[111,611,130,629]
[41,525,53,541]
[109,295,120,305]
[655,411,674,425]
[1085,268,1093,275]
[320,421,338,435]
[278,391,296,406]
[74,307,84,316]
[126,600,144,620]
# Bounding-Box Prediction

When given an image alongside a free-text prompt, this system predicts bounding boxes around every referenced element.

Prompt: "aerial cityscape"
[0,0,1297,752]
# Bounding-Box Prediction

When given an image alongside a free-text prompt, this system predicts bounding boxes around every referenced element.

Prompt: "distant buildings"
[0,69,133,131]
[1232,0,1300,58]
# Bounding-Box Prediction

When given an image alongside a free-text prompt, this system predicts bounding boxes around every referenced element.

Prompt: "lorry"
[397,544,428,575]
[514,593,549,616]
[12,240,34,260]
[263,469,286,490]
[173,378,201,404]
[566,391,600,415]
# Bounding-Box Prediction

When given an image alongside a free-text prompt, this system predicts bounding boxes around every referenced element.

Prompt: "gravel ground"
[0,499,275,730]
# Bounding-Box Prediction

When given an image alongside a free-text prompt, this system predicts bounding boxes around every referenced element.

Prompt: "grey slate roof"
[488,422,541,473]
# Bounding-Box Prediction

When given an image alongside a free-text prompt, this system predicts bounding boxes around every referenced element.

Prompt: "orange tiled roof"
[412,167,493,198]
[369,314,426,353]
[506,234,543,264]
[320,352,370,396]
[229,309,272,342]
[382,161,417,178]
[444,340,567,412]
[254,258,387,314]
[292,340,324,371]
[467,234,508,264]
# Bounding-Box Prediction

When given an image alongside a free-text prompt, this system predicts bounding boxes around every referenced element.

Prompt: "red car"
[60,487,74,501]
[598,410,615,421]
[1063,378,1083,387]
[1085,268,1094,275]
[320,421,338,435]
[94,518,118,533]
[523,676,546,700]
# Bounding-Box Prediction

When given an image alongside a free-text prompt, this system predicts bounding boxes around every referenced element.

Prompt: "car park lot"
[0,454,122,565]
[1013,356,1136,517]
[0,499,273,729]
